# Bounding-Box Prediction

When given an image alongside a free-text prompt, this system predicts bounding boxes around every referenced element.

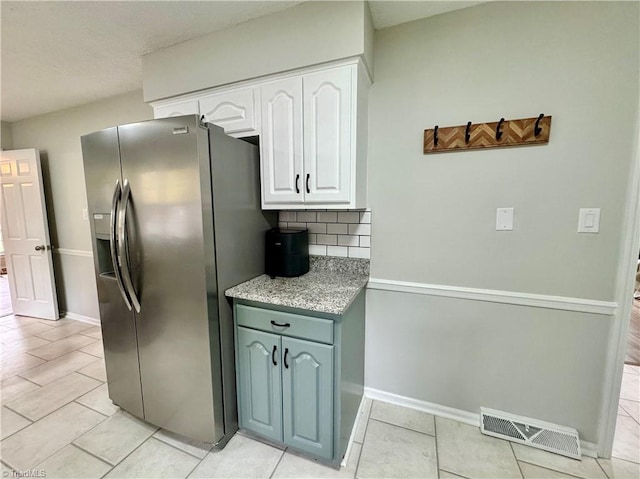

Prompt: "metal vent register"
[480,407,581,459]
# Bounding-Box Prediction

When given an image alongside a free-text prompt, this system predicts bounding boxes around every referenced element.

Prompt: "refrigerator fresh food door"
[117,116,222,443]
[81,127,144,418]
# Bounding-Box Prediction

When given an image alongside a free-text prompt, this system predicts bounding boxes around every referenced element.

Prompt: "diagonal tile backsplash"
[278,209,371,259]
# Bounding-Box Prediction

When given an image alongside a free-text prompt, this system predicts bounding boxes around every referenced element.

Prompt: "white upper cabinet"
[261,61,369,210]
[149,58,370,209]
[261,78,304,205]
[303,67,352,205]
[153,99,199,119]
[199,87,259,137]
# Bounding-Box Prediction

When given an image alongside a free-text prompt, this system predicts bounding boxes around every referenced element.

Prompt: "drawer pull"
[270,320,291,328]
[272,345,278,366]
[284,348,290,369]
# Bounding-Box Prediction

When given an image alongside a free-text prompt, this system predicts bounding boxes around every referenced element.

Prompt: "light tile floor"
[1,313,639,479]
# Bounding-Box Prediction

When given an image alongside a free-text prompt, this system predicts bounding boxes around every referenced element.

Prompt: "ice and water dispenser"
[93,213,115,277]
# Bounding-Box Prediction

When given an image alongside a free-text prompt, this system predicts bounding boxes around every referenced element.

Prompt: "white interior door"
[0,149,59,320]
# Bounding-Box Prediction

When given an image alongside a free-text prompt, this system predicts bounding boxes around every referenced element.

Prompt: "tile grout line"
[5,407,110,472]
[182,447,207,479]
[2,390,112,469]
[13,373,44,387]
[151,432,213,461]
[595,456,612,479]
[74,424,161,469]
[35,443,113,475]
[434,416,441,478]
[516,459,603,479]
[347,437,363,478]
[13,349,100,382]
[509,442,524,479]
[78,350,104,359]
[439,468,472,479]
[618,401,640,426]
[353,404,372,479]
[3,403,36,423]
[4,367,105,421]
[268,446,287,479]
[75,368,105,382]
[367,417,436,438]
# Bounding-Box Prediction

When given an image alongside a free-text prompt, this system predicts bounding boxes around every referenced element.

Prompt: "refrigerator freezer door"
[117,116,221,443]
[81,127,144,418]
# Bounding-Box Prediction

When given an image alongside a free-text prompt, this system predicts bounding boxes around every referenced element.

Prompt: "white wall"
[366,1,639,448]
[10,90,153,319]
[142,1,374,102]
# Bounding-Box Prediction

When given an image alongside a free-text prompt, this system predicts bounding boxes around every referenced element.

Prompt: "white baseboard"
[364,386,479,427]
[364,387,599,458]
[62,311,100,326]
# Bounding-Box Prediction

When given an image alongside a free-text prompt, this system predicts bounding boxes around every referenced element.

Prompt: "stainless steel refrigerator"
[81,115,275,445]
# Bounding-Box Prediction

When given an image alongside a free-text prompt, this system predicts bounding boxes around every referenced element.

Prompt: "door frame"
[599,109,640,457]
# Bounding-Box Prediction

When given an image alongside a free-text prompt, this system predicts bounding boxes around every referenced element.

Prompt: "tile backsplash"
[278,210,371,259]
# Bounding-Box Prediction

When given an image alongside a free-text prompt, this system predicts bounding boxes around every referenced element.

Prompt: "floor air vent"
[480,407,581,460]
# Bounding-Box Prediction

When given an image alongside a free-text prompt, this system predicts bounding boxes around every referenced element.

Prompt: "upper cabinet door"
[153,99,199,119]
[303,67,352,204]
[199,87,259,137]
[261,78,304,206]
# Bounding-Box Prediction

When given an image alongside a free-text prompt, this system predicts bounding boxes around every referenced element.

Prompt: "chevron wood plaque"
[423,115,551,154]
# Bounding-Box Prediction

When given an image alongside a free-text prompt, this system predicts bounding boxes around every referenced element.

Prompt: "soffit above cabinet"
[142,1,373,102]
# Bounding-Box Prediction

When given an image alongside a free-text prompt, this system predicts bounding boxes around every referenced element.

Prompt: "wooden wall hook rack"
[423,114,552,154]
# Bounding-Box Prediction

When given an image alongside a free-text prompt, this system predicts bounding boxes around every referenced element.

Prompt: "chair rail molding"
[367,278,617,316]
[54,248,93,258]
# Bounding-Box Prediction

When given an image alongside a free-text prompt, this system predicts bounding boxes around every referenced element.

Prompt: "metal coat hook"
[496,118,505,140]
[465,122,472,143]
[434,125,439,146]
[534,113,544,137]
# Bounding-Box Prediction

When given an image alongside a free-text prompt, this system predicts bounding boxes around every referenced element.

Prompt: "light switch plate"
[82,208,88,220]
[496,208,514,231]
[578,208,600,233]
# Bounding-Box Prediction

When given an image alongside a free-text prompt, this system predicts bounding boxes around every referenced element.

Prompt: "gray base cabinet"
[233,291,365,465]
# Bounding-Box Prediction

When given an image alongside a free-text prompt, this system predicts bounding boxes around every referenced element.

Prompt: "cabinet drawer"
[236,305,333,344]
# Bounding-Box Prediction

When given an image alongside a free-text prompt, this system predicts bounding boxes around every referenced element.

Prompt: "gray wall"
[1,121,13,150]
[142,1,373,102]
[10,90,153,319]
[366,1,639,446]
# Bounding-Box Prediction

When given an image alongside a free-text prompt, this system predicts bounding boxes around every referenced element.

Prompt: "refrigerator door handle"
[110,179,133,310]
[117,179,142,313]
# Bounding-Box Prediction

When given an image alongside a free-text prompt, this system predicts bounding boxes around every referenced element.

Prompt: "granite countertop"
[225,256,370,315]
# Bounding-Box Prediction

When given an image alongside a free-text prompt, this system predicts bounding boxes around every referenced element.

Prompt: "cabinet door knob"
[284,348,289,369]
[272,345,278,366]
[295,174,300,194]
[306,174,310,194]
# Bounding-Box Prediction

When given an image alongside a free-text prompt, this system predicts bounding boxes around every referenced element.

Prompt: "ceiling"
[1,1,484,123]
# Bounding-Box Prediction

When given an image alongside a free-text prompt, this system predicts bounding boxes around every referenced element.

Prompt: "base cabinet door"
[282,337,334,460]
[237,327,283,443]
